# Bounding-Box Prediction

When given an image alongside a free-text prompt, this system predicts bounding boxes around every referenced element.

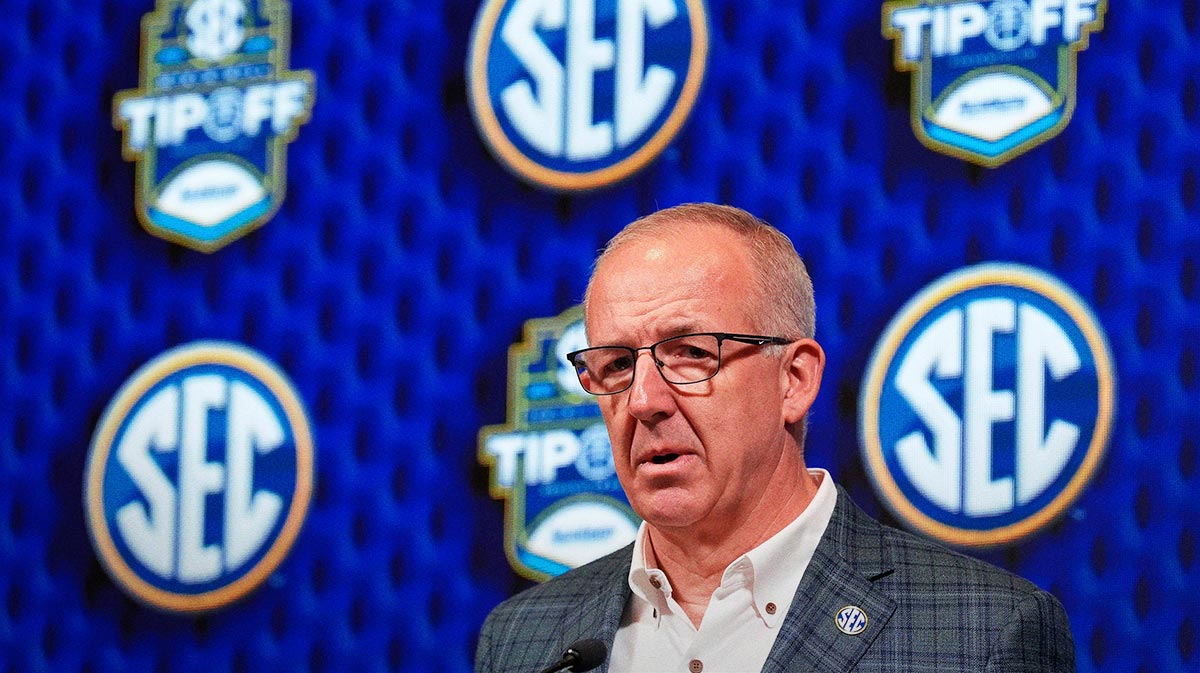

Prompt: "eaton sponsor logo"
[113,0,315,252]
[859,264,1114,547]
[467,0,708,191]
[85,342,314,612]
[883,0,1105,166]
[479,306,639,580]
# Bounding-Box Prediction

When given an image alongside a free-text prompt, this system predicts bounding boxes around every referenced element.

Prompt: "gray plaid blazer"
[475,487,1075,673]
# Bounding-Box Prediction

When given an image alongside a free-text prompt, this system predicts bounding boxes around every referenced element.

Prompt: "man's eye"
[661,341,715,361]
[605,356,633,373]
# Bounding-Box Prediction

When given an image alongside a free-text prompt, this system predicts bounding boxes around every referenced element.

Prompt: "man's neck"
[644,469,822,627]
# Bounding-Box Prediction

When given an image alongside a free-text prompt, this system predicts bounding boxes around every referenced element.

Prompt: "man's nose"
[625,351,676,421]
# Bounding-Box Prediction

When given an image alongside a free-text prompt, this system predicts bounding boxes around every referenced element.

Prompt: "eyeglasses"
[566,332,794,395]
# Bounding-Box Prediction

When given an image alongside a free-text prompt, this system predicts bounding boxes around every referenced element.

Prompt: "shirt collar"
[627,522,671,624]
[633,520,672,614]
[625,468,838,628]
[740,468,836,627]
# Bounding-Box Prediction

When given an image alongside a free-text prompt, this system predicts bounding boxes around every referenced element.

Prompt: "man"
[476,203,1075,673]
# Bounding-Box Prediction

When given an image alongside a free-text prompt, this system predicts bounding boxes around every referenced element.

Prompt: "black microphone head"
[563,638,607,672]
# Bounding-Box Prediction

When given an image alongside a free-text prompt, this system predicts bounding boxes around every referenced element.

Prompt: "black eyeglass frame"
[565,332,795,396]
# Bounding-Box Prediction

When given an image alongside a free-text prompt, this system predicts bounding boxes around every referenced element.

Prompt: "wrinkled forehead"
[584,228,756,341]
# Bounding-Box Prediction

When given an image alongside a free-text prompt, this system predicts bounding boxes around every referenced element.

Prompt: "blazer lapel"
[761,488,898,673]
[554,545,633,673]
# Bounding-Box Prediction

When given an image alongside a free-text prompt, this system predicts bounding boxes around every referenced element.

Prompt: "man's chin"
[630,488,709,531]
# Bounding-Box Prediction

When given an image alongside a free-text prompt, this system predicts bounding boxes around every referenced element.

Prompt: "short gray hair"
[584,203,816,339]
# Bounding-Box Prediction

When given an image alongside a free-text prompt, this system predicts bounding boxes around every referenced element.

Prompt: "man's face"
[585,225,807,534]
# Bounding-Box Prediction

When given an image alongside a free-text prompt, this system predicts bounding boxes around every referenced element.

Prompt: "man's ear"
[781,338,825,424]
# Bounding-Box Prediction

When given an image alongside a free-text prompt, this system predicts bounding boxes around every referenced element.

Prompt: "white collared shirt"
[608,469,836,673]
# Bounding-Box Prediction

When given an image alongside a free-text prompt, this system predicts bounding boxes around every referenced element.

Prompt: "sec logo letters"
[85,341,314,612]
[468,0,708,190]
[859,264,1114,547]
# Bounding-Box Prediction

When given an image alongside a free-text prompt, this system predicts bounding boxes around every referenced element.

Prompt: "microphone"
[537,638,607,673]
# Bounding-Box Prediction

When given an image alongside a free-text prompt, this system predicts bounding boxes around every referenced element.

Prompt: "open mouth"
[649,453,680,465]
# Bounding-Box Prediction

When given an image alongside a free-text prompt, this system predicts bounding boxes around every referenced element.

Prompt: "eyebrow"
[637,322,708,345]
[660,322,705,338]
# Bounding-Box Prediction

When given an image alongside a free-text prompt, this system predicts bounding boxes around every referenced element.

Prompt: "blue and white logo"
[85,341,314,612]
[114,0,315,252]
[883,0,1105,166]
[836,606,869,636]
[859,264,1114,547]
[479,306,639,580]
[467,0,709,191]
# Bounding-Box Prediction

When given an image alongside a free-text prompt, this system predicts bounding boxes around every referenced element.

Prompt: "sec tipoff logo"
[85,342,314,612]
[859,264,1114,547]
[113,0,315,252]
[479,306,639,580]
[467,0,709,191]
[883,0,1105,166]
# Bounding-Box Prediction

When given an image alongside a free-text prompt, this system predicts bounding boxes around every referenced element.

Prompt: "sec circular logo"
[467,0,709,191]
[85,341,314,612]
[859,264,1114,547]
[835,605,869,635]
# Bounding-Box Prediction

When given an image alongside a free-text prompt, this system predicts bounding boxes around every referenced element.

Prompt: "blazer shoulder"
[477,545,633,673]
[877,522,1043,595]
[832,488,1043,596]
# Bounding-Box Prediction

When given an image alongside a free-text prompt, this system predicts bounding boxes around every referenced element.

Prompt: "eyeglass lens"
[573,334,722,394]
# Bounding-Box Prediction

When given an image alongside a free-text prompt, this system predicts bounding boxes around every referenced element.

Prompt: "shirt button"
[649,576,662,589]
[689,659,704,673]
[765,602,777,615]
